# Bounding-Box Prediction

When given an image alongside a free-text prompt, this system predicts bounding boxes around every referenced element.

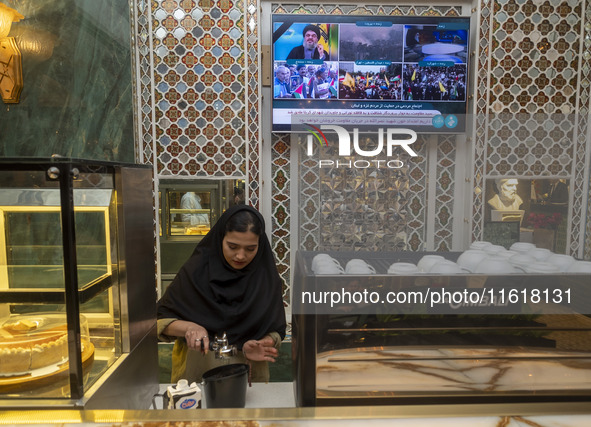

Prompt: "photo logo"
[305,124,418,169]
[304,124,329,152]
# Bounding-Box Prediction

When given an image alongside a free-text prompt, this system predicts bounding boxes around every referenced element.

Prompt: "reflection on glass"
[0,183,121,398]
[484,178,569,253]
[487,178,523,211]
[159,179,245,295]
[168,190,212,236]
[2,205,110,292]
[161,179,245,238]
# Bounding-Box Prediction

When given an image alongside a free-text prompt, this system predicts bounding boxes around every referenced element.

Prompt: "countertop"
[3,383,590,426]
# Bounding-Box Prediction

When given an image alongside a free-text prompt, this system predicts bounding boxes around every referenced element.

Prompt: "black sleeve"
[286,46,298,60]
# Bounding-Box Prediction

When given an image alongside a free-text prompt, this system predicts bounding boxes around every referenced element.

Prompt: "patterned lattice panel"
[298,133,321,252]
[405,137,429,251]
[271,133,291,304]
[471,0,493,243]
[134,0,156,165]
[132,0,160,282]
[152,0,248,178]
[472,0,590,258]
[434,135,457,252]
[579,1,591,259]
[246,0,261,209]
[272,3,461,255]
[297,134,432,253]
[271,3,462,16]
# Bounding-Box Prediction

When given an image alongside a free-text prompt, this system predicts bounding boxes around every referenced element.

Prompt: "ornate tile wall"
[434,135,457,251]
[584,0,591,259]
[472,0,591,258]
[134,0,156,166]
[298,135,429,253]
[150,0,250,181]
[272,3,462,259]
[131,0,591,317]
[133,0,261,299]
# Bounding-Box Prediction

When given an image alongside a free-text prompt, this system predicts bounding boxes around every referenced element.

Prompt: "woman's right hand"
[163,320,209,354]
[185,323,209,353]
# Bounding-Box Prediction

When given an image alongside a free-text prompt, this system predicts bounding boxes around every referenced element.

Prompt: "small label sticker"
[179,398,197,409]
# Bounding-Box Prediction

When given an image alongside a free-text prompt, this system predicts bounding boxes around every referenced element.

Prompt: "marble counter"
[316,346,591,397]
[2,403,591,426]
[2,389,591,426]
[2,381,590,426]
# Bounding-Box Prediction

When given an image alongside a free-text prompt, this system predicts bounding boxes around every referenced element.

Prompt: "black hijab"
[157,205,286,349]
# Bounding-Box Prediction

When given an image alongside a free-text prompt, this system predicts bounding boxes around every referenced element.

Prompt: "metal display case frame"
[0,158,158,409]
[158,178,242,293]
[293,250,591,407]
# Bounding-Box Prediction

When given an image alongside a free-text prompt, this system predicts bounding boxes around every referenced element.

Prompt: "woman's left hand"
[243,336,278,362]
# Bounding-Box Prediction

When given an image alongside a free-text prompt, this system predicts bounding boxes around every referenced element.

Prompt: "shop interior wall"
[133,0,591,320]
[0,0,587,320]
[0,0,587,383]
[0,0,134,161]
[0,0,136,315]
[471,0,591,262]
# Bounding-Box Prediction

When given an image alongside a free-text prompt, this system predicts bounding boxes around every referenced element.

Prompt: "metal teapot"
[210,332,237,359]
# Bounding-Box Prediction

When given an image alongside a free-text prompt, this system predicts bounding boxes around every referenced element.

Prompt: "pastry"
[0,316,69,375]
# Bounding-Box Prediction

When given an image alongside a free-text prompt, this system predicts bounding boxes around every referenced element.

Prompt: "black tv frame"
[271,14,471,134]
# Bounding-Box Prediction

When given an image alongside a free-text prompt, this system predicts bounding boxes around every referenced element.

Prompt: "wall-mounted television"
[271,14,470,133]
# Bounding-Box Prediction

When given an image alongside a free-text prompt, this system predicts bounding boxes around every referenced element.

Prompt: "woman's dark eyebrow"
[226,240,258,248]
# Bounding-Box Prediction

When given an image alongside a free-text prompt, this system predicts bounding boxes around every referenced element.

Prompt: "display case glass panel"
[0,162,123,401]
[483,178,569,253]
[293,250,591,407]
[158,179,245,294]
[167,189,213,236]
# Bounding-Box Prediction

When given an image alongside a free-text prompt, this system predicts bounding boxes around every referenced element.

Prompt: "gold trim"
[0,36,22,103]
[0,402,591,424]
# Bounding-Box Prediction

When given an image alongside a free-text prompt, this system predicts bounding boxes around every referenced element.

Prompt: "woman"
[157,205,287,383]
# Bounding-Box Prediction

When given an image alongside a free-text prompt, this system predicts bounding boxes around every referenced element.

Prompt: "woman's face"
[222,230,259,270]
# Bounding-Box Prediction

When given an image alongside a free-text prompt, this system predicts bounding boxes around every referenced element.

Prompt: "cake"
[185,225,210,235]
[0,316,69,375]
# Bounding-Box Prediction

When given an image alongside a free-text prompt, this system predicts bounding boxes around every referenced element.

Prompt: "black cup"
[201,363,249,408]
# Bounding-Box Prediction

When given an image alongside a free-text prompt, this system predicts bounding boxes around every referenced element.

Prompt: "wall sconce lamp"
[12,25,57,63]
[0,2,24,104]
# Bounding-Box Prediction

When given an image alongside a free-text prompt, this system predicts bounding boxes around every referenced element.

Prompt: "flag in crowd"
[293,83,306,98]
[329,78,338,97]
[341,72,356,89]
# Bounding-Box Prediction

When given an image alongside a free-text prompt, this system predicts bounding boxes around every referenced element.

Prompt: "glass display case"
[159,179,244,293]
[0,159,158,409]
[293,250,591,407]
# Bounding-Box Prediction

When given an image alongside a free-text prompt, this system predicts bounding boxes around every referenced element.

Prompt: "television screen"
[271,14,470,133]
